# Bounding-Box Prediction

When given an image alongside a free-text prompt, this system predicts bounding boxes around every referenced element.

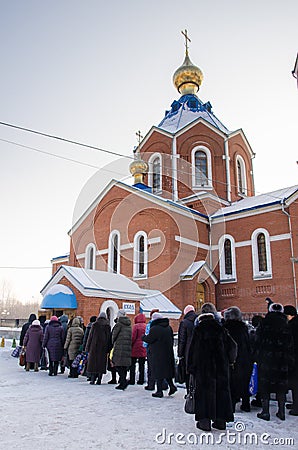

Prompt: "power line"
[0,120,133,160]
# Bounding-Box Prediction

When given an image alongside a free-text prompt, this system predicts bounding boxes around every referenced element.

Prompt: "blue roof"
[41,284,77,309]
[158,94,230,134]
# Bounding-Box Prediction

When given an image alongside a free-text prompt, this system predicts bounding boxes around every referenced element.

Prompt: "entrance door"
[196,283,205,311]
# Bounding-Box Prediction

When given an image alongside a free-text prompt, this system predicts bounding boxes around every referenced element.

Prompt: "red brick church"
[40,36,298,328]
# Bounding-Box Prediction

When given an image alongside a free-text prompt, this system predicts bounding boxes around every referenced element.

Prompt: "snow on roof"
[180,261,205,279]
[61,266,145,296]
[41,284,77,309]
[158,94,230,134]
[212,185,298,219]
[140,290,181,318]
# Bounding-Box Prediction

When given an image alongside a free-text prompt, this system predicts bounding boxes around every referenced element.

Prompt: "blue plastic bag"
[249,362,258,395]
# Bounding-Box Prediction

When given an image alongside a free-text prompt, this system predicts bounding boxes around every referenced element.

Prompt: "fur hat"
[269,303,284,313]
[152,312,163,321]
[32,319,40,326]
[224,306,242,321]
[50,316,58,321]
[284,305,297,316]
[117,309,126,318]
[201,303,217,315]
[198,313,214,322]
[184,305,195,315]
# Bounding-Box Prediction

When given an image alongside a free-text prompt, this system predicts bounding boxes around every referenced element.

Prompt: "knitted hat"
[284,305,297,316]
[50,316,58,321]
[32,319,40,326]
[184,305,195,315]
[152,312,163,321]
[99,312,107,319]
[117,309,126,318]
[269,303,284,313]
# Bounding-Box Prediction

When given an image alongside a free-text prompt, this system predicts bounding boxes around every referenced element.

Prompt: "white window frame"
[236,155,247,196]
[133,231,148,279]
[85,243,96,270]
[251,228,272,280]
[148,153,162,193]
[219,235,237,282]
[191,146,212,188]
[108,230,120,274]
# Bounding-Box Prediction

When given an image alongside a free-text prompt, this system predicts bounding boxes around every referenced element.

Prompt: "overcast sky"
[0,0,297,306]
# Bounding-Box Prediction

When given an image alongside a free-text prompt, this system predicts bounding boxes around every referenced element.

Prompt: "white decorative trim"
[85,243,96,270]
[133,231,148,279]
[175,235,209,251]
[251,228,272,280]
[218,235,237,282]
[270,233,291,242]
[108,230,120,274]
[191,145,212,188]
[235,240,252,248]
[100,300,119,327]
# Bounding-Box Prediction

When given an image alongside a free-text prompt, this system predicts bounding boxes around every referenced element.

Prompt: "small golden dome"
[129,152,148,184]
[173,53,203,95]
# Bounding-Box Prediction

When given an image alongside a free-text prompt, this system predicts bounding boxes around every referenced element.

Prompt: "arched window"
[219,235,236,281]
[85,243,96,270]
[224,239,232,275]
[133,231,148,278]
[108,231,120,273]
[257,233,267,272]
[251,228,272,279]
[148,153,162,193]
[236,155,247,195]
[195,151,208,186]
[191,146,212,188]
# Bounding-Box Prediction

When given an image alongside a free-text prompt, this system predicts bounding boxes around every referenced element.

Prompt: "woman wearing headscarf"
[85,312,112,385]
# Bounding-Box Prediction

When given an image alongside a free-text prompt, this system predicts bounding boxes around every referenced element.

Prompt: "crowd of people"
[19,299,298,432]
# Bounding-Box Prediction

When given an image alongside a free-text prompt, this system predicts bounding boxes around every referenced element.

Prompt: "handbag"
[248,362,258,395]
[77,353,88,375]
[175,358,186,384]
[19,349,26,367]
[11,345,22,358]
[72,353,82,369]
[184,374,196,414]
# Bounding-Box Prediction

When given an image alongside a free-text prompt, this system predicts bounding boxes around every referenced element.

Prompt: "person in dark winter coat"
[85,312,112,385]
[58,314,69,374]
[20,313,37,346]
[129,313,147,385]
[43,316,65,376]
[284,305,298,416]
[254,303,294,421]
[111,310,132,390]
[178,305,197,393]
[187,313,236,431]
[143,308,160,391]
[82,316,97,351]
[223,306,253,412]
[249,315,264,407]
[142,312,177,398]
[64,317,84,378]
[23,319,43,371]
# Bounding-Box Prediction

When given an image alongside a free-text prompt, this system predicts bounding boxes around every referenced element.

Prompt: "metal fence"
[0,318,27,328]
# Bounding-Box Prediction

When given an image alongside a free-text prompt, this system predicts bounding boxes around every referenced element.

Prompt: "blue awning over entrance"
[40,284,77,309]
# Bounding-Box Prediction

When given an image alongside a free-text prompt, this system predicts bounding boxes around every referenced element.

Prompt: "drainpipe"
[250,153,256,196]
[281,199,298,308]
[172,135,178,202]
[224,137,231,203]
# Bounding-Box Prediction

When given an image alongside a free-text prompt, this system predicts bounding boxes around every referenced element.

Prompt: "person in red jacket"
[129,313,147,385]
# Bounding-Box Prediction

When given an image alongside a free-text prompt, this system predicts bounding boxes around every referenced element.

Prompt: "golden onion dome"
[173,52,203,95]
[129,151,148,184]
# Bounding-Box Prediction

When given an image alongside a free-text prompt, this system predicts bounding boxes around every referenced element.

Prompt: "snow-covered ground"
[0,342,297,450]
